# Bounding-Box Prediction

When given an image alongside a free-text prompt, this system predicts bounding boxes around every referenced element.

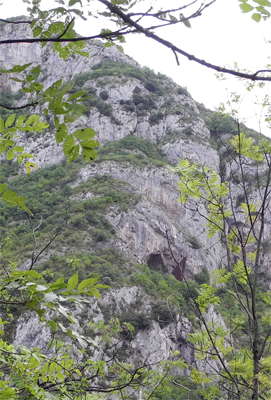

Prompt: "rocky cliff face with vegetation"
[0,21,256,376]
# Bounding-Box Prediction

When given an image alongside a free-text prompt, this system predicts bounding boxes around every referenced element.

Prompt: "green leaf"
[254,0,271,6]
[33,26,42,37]
[25,114,39,126]
[67,273,78,290]
[83,148,97,161]
[67,90,86,101]
[252,12,262,20]
[78,277,99,291]
[6,149,14,161]
[5,114,16,128]
[256,4,271,14]
[0,387,17,400]
[196,284,220,312]
[68,144,80,161]
[0,63,31,74]
[0,118,4,132]
[81,139,99,148]
[13,146,23,153]
[15,115,27,128]
[74,127,96,141]
[49,277,66,291]
[240,3,254,12]
[48,320,59,332]
[25,161,36,174]
[63,135,75,154]
[55,124,68,143]
[26,65,41,82]
[0,184,30,213]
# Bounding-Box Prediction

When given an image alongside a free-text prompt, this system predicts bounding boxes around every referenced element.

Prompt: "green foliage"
[0,65,98,213]
[73,60,170,95]
[0,163,139,264]
[194,268,210,284]
[30,5,88,58]
[176,86,190,96]
[239,0,271,21]
[151,376,202,400]
[2,1,271,397]
[131,264,199,315]
[149,112,164,125]
[230,131,264,160]
[176,131,271,400]
[174,159,231,237]
[40,248,129,283]
[0,70,98,166]
[196,284,220,312]
[82,90,114,118]
[131,86,157,113]
[97,135,168,167]
[119,311,152,331]
[0,5,195,400]
[0,112,48,171]
[0,258,110,399]
[203,111,237,136]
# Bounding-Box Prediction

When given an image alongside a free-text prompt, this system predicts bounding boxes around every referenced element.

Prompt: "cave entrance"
[147,253,167,273]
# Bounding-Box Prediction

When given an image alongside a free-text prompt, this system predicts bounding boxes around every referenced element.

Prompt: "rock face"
[0,21,227,369]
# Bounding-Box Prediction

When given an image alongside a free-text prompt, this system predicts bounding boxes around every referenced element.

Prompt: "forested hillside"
[1,13,271,400]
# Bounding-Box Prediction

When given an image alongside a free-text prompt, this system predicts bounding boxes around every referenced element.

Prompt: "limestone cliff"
[0,20,241,372]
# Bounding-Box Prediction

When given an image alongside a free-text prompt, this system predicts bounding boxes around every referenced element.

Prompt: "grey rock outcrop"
[1,20,226,372]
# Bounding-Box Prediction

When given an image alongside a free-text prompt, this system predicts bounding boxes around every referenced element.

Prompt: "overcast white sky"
[1,0,271,135]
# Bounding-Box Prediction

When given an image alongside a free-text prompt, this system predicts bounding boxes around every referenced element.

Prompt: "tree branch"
[97,0,271,82]
[0,18,32,25]
[0,101,38,110]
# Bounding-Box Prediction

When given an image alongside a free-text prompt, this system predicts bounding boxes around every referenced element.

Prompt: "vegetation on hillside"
[1,1,271,399]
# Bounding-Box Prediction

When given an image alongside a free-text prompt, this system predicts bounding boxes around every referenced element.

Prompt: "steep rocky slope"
[0,20,253,377]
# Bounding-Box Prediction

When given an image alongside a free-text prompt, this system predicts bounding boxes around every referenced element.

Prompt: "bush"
[99,90,109,100]
[204,111,237,136]
[119,99,136,113]
[84,93,113,117]
[97,136,167,167]
[132,92,156,110]
[0,162,139,264]
[149,112,164,125]
[194,268,210,284]
[151,302,174,327]
[41,248,129,282]
[91,227,112,242]
[176,86,189,96]
[119,311,152,331]
[131,264,200,317]
[73,61,168,97]
[75,175,140,212]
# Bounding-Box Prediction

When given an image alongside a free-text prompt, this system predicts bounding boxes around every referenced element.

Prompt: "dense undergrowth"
[0,159,138,265]
[0,153,206,331]
[97,135,168,167]
[73,60,174,95]
[0,61,215,337]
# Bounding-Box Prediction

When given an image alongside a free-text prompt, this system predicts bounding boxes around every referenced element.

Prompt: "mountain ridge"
[1,20,268,398]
